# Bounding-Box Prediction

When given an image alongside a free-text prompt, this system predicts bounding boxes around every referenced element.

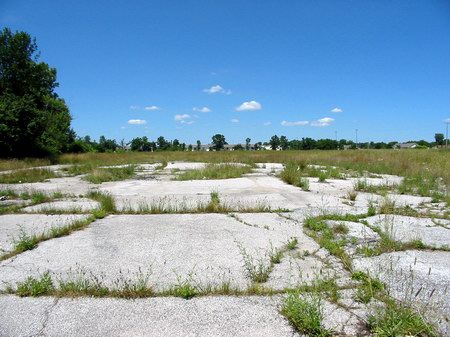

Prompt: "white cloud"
[281,120,309,126]
[236,100,262,111]
[444,118,450,123]
[145,105,161,111]
[263,122,272,126]
[331,107,343,113]
[193,106,211,113]
[128,119,147,125]
[203,85,231,94]
[181,120,194,125]
[311,117,334,127]
[174,114,191,121]
[231,119,239,123]
[129,105,140,110]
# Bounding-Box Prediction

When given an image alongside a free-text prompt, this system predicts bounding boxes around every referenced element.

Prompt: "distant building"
[394,142,418,149]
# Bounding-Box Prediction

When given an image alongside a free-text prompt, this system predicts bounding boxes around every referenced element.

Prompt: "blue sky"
[1,0,450,144]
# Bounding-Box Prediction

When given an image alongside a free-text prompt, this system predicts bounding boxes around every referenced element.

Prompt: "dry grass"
[56,150,450,185]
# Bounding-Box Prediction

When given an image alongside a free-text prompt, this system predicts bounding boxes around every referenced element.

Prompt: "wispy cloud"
[263,121,272,126]
[281,120,309,126]
[193,106,211,113]
[203,84,231,95]
[331,107,343,113]
[236,100,262,111]
[128,119,147,125]
[231,119,239,123]
[311,117,334,127]
[174,114,194,125]
[145,105,161,111]
[174,114,191,121]
[129,105,140,110]
[444,118,450,123]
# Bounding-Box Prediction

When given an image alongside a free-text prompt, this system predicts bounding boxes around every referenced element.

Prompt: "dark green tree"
[211,134,227,150]
[196,140,201,151]
[245,137,251,150]
[280,135,289,150]
[0,28,71,157]
[269,135,280,150]
[435,133,444,146]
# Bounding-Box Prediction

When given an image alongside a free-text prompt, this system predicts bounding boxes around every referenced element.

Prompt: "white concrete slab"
[0,214,90,253]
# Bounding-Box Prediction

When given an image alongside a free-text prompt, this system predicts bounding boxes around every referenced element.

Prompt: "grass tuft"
[0,169,59,184]
[84,165,135,184]
[282,293,332,337]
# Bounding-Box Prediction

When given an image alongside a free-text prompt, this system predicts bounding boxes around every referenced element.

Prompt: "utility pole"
[355,129,358,148]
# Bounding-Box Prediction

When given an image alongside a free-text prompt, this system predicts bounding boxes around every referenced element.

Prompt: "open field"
[0,151,449,336]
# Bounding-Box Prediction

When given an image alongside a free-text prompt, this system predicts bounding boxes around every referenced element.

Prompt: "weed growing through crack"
[351,271,384,303]
[347,190,358,201]
[13,229,39,252]
[14,272,54,297]
[368,301,437,337]
[236,242,273,283]
[87,191,116,213]
[282,293,332,337]
[286,237,298,250]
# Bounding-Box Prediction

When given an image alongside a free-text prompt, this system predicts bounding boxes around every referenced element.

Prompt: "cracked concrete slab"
[353,250,450,335]
[0,214,90,253]
[366,214,450,248]
[0,214,327,291]
[0,295,298,337]
[21,198,100,213]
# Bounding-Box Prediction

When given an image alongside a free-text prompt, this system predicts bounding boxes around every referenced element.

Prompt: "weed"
[317,171,328,183]
[347,190,358,201]
[367,199,377,216]
[298,177,310,191]
[13,230,39,252]
[368,301,437,337]
[332,223,349,235]
[237,242,273,283]
[87,191,116,213]
[282,293,332,337]
[351,271,384,303]
[286,237,298,250]
[15,272,54,297]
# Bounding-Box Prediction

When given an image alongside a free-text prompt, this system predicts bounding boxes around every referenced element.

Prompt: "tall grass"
[0,168,59,184]
[84,166,135,184]
[176,163,253,180]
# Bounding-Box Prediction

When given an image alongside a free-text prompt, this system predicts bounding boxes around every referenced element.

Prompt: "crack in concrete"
[35,297,59,337]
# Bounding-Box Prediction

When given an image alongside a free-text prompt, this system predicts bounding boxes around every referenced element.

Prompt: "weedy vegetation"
[176,163,253,180]
[0,168,59,184]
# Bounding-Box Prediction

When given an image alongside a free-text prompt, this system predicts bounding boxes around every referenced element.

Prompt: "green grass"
[13,230,39,252]
[15,272,54,297]
[351,271,384,303]
[282,293,332,337]
[176,163,253,180]
[0,168,59,184]
[368,301,437,337]
[87,191,116,213]
[83,165,135,184]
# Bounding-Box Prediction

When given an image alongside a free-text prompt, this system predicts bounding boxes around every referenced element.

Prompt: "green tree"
[280,135,289,150]
[245,137,251,150]
[212,134,227,150]
[269,135,280,150]
[196,140,201,151]
[0,28,71,157]
[435,133,444,146]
